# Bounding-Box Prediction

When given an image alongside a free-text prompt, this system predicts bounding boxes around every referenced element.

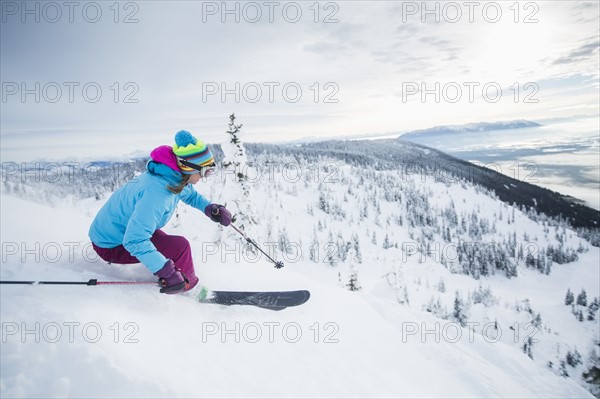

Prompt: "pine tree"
[559,360,569,377]
[532,313,542,329]
[566,351,574,366]
[278,227,290,254]
[383,234,391,249]
[523,336,534,359]
[346,270,361,291]
[352,233,362,264]
[223,113,243,171]
[326,231,336,267]
[403,286,410,305]
[318,191,330,214]
[582,343,600,394]
[346,247,361,292]
[588,297,599,321]
[309,228,319,263]
[219,113,257,233]
[437,278,446,293]
[525,251,536,269]
[577,289,588,307]
[566,350,582,367]
[564,288,574,305]
[453,291,467,327]
[574,349,582,366]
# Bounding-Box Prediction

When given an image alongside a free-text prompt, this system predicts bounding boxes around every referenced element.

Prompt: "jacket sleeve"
[179,184,211,213]
[122,191,168,273]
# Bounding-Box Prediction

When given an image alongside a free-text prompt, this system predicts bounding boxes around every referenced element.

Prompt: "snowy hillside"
[1,140,599,398]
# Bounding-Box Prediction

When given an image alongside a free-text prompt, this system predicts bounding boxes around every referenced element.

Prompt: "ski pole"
[230,224,284,269]
[0,279,157,286]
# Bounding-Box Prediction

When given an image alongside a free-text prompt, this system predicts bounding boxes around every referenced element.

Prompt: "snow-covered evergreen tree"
[437,278,446,293]
[582,342,600,396]
[220,113,257,233]
[566,350,582,367]
[565,288,575,305]
[453,291,468,327]
[559,360,569,377]
[588,297,600,321]
[383,233,391,249]
[577,289,588,307]
[523,336,534,359]
[351,233,362,264]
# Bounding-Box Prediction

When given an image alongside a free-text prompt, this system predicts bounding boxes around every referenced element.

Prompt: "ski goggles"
[179,159,217,177]
[200,163,217,178]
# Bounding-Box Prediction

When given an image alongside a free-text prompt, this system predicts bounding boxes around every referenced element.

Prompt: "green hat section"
[172,130,215,174]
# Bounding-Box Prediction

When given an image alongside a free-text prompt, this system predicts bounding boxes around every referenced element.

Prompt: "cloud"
[573,1,599,10]
[1,1,599,159]
[303,41,348,55]
[419,36,451,47]
[553,39,600,65]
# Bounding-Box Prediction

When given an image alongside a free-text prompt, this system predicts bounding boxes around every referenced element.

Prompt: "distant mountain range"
[400,120,542,140]
[3,133,597,229]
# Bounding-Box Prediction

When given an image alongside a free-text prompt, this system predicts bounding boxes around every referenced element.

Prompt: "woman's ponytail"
[167,174,191,194]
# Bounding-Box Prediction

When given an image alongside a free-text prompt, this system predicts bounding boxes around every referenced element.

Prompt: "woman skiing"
[89,130,232,294]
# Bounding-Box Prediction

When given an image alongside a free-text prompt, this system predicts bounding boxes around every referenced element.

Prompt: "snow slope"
[0,194,594,398]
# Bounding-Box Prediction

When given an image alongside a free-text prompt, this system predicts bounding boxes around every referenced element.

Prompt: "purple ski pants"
[92,229,199,290]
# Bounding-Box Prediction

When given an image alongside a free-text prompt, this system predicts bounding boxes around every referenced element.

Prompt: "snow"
[1,142,599,397]
[1,187,597,398]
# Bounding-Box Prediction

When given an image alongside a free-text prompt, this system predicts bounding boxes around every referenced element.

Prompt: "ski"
[199,290,310,311]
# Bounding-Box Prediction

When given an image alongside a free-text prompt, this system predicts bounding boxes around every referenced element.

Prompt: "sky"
[1,0,599,160]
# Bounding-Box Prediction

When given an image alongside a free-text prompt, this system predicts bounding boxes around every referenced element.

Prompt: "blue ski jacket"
[89,155,210,273]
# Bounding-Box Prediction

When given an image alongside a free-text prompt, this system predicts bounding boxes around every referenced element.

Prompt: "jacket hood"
[146,145,184,186]
[150,145,181,173]
[146,161,183,186]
